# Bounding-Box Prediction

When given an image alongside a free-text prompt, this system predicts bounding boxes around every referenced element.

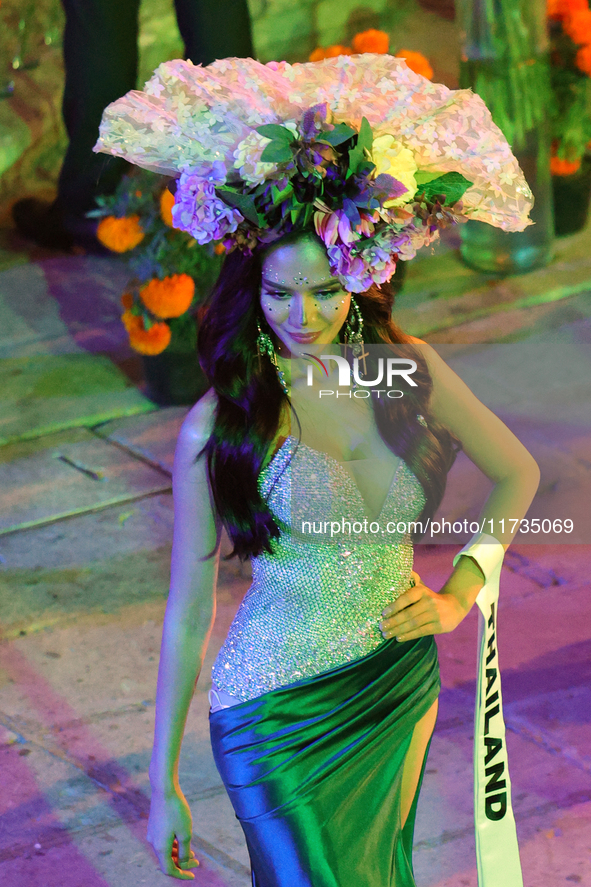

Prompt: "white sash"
[453,533,523,887]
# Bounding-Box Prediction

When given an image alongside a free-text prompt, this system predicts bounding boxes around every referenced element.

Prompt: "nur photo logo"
[301,350,418,398]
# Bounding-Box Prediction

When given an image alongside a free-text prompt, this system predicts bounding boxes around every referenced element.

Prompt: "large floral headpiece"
[94,54,534,293]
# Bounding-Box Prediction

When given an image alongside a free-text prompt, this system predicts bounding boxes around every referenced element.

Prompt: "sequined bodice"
[211,436,426,702]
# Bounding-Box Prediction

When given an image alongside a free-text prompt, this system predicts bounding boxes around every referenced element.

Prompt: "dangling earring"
[343,295,364,356]
[343,296,365,389]
[256,320,289,395]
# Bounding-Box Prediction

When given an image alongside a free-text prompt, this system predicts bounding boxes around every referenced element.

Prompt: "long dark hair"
[198,237,459,560]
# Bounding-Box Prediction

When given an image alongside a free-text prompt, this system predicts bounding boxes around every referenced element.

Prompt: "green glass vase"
[457,0,555,274]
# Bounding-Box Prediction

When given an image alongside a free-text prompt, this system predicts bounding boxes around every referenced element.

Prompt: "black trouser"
[58,0,253,216]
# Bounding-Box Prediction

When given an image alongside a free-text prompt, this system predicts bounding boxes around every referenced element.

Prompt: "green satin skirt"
[209,635,440,887]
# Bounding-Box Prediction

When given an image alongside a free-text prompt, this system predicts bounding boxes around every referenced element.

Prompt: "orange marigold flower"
[139,274,195,319]
[563,8,591,44]
[352,29,390,54]
[120,292,134,310]
[548,0,587,20]
[96,215,145,253]
[324,44,352,57]
[121,311,171,355]
[550,155,582,175]
[159,188,175,227]
[121,310,138,334]
[309,47,327,61]
[309,45,352,61]
[214,242,227,255]
[395,49,434,79]
[576,42,591,73]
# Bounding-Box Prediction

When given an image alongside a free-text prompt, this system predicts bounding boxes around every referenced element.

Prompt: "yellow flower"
[121,311,171,355]
[96,215,145,252]
[371,135,418,207]
[139,274,195,319]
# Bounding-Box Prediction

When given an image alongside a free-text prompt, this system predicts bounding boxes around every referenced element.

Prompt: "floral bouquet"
[548,0,591,174]
[197,102,472,292]
[89,169,222,356]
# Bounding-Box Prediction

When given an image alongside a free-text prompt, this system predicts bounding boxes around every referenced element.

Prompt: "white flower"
[233,122,297,185]
[233,131,278,185]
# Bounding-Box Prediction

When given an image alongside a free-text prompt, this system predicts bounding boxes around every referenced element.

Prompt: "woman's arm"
[380,343,540,641]
[147,389,221,879]
[423,342,541,550]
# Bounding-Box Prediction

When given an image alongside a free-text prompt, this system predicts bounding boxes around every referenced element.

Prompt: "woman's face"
[260,235,351,357]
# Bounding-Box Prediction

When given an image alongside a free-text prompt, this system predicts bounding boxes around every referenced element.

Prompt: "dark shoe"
[11,197,108,254]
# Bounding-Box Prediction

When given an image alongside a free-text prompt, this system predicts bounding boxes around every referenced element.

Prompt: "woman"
[94,55,539,884]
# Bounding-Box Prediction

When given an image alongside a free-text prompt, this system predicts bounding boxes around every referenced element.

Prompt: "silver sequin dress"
[211,436,426,702]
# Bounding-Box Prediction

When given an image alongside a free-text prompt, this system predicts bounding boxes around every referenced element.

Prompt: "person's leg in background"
[13,0,254,251]
[13,0,140,250]
[174,0,254,64]
[58,0,140,223]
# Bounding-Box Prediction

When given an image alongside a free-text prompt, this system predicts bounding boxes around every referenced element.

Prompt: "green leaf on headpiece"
[302,203,314,226]
[290,205,302,225]
[417,172,473,204]
[347,117,373,175]
[357,117,373,153]
[215,187,262,226]
[414,171,442,186]
[260,141,294,163]
[317,123,357,147]
[271,182,294,206]
[256,124,295,142]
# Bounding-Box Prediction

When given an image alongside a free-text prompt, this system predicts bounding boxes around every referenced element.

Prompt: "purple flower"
[327,232,402,292]
[371,174,408,206]
[327,244,373,292]
[300,103,330,141]
[172,168,243,244]
[374,226,417,261]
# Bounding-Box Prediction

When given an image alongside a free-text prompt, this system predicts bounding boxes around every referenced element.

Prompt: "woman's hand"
[147,786,200,879]
[379,568,478,643]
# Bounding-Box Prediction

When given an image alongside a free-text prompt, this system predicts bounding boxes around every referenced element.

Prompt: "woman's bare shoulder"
[406,335,427,345]
[176,388,218,459]
[406,336,442,370]
[404,335,441,371]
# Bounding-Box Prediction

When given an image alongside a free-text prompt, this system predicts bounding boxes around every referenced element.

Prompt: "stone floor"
[0,199,591,885]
